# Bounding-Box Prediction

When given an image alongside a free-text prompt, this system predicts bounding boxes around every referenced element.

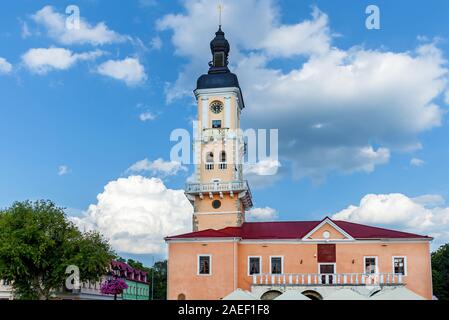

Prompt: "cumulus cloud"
[410,158,425,167]
[158,0,449,180]
[332,193,449,248]
[32,5,126,46]
[71,176,193,254]
[22,47,104,74]
[127,158,187,177]
[247,207,278,221]
[0,57,13,74]
[96,58,147,86]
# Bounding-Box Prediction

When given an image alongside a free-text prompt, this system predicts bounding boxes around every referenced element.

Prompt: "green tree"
[0,200,114,300]
[152,260,167,300]
[432,244,449,300]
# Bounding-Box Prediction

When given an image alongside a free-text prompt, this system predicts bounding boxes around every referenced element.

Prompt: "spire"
[208,3,230,74]
[218,3,223,29]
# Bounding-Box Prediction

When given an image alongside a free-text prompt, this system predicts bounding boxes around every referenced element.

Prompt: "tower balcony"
[201,128,244,142]
[185,180,253,209]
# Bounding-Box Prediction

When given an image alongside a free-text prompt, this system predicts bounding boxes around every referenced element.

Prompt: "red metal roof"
[165,218,431,240]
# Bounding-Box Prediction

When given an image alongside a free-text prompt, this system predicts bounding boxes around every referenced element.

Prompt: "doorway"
[319,263,335,284]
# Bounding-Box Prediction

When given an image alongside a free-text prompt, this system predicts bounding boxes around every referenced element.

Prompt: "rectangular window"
[214,52,225,67]
[198,255,211,275]
[248,257,261,275]
[212,120,222,128]
[364,257,378,274]
[393,256,407,276]
[270,257,283,274]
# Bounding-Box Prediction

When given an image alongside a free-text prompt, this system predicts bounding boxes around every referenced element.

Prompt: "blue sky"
[1,0,449,264]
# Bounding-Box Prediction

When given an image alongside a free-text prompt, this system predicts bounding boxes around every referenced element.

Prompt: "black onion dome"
[210,26,230,57]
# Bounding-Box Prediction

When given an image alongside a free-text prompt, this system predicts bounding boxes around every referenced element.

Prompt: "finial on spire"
[217,3,223,28]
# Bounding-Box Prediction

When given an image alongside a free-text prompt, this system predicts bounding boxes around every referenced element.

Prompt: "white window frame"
[197,254,212,276]
[247,256,262,276]
[363,256,379,274]
[317,263,337,274]
[269,256,284,275]
[392,256,407,276]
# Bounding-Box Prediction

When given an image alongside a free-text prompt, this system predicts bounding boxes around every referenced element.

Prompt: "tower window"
[206,152,214,163]
[212,200,222,209]
[219,151,227,170]
[205,152,214,170]
[212,120,222,128]
[213,52,225,67]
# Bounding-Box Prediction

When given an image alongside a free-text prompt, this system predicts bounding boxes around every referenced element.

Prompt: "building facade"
[165,26,434,300]
[111,261,150,300]
[0,261,150,300]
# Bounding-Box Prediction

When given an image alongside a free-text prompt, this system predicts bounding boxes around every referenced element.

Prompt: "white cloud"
[22,47,104,74]
[71,176,193,254]
[412,194,445,207]
[96,58,147,86]
[247,207,278,221]
[32,6,125,46]
[410,158,425,167]
[244,159,282,188]
[149,36,163,50]
[332,193,449,248]
[259,7,331,57]
[139,112,156,122]
[244,159,281,176]
[127,158,187,177]
[158,0,449,180]
[58,165,69,176]
[0,57,12,74]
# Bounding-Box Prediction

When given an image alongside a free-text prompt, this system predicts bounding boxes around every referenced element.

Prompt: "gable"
[303,219,354,241]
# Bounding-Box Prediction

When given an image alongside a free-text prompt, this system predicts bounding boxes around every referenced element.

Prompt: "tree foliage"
[432,244,449,300]
[126,258,167,300]
[0,200,114,300]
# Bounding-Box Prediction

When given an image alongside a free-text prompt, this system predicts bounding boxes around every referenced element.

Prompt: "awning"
[325,289,367,300]
[370,287,425,300]
[274,290,311,300]
[222,289,257,300]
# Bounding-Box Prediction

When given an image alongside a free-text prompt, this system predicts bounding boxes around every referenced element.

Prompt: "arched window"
[260,290,282,300]
[219,151,227,169]
[206,152,214,163]
[205,152,214,170]
[220,151,226,162]
[178,293,186,300]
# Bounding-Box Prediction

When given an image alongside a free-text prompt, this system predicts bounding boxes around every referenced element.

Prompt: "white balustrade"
[252,273,404,286]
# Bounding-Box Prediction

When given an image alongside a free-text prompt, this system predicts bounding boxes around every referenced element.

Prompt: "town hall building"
[165,26,433,300]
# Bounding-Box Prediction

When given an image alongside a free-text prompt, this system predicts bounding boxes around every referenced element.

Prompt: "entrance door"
[319,264,335,284]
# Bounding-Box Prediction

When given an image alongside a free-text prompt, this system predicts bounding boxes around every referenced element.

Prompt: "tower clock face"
[210,101,223,114]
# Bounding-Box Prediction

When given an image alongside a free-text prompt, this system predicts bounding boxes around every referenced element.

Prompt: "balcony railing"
[186,181,250,194]
[252,273,404,286]
[202,128,230,141]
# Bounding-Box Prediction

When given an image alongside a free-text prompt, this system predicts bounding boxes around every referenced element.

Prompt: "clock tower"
[185,26,253,232]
